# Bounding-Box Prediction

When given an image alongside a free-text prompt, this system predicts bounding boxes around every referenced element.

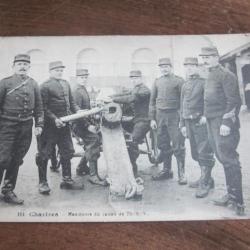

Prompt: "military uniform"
[72,69,101,179]
[149,58,186,183]
[180,74,215,166]
[36,61,81,191]
[112,71,150,176]
[0,54,44,204]
[180,58,215,197]
[201,47,244,214]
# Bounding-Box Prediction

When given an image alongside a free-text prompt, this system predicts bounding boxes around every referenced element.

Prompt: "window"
[76,48,100,76]
[131,48,157,87]
[27,49,47,83]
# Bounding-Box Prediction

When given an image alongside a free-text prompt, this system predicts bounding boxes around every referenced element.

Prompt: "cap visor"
[50,66,65,70]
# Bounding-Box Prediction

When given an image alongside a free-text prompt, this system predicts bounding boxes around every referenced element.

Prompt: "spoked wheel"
[145,128,159,164]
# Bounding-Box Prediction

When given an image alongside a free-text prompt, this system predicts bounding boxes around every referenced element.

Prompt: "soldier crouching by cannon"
[110,70,151,178]
[72,69,107,186]
[36,61,84,194]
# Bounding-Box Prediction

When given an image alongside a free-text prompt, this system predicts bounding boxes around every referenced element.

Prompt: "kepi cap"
[76,69,89,76]
[158,57,172,66]
[49,61,65,71]
[183,57,198,65]
[129,70,142,78]
[199,47,219,56]
[14,54,30,63]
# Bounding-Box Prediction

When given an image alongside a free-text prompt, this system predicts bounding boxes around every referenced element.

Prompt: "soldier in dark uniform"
[180,57,215,198]
[72,69,106,186]
[36,61,84,194]
[0,54,44,204]
[149,58,187,185]
[111,70,150,177]
[200,47,244,215]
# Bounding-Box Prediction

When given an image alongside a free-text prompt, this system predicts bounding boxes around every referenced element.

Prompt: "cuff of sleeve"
[180,120,185,128]
[222,118,234,129]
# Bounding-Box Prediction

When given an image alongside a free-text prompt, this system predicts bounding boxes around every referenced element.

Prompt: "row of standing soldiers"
[0,46,245,216]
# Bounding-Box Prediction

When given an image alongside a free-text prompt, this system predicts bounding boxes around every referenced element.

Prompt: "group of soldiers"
[0,45,245,216]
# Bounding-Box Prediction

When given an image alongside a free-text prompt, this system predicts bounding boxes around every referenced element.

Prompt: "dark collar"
[208,64,221,72]
[14,73,29,81]
[188,74,200,79]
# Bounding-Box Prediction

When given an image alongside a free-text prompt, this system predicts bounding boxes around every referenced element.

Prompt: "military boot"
[2,190,24,205]
[60,176,84,190]
[0,168,4,186]
[76,156,89,176]
[37,157,51,195]
[213,193,235,206]
[196,166,214,198]
[132,161,138,178]
[221,167,245,216]
[235,204,245,216]
[152,157,173,181]
[50,147,60,172]
[177,159,187,185]
[153,150,167,164]
[189,167,201,188]
[39,182,50,194]
[60,158,84,190]
[88,160,108,186]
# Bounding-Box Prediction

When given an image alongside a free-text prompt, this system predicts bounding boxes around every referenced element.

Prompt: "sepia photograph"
[0,34,249,222]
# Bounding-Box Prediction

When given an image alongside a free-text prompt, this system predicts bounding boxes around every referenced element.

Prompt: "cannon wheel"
[145,128,159,164]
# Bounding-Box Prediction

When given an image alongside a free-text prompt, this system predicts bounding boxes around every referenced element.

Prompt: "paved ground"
[0,112,250,222]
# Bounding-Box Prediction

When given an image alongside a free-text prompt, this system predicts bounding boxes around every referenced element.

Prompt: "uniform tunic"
[38,78,78,164]
[149,74,185,164]
[0,74,44,193]
[113,83,151,163]
[180,74,215,167]
[204,65,243,205]
[72,84,100,163]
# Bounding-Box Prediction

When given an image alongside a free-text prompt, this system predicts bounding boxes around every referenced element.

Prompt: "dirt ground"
[0,112,250,222]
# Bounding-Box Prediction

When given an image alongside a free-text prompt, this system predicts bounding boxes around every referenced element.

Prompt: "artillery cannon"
[59,102,158,200]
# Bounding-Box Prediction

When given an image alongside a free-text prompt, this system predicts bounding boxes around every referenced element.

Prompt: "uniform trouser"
[73,123,101,176]
[156,110,185,168]
[0,118,33,193]
[185,119,215,168]
[36,123,74,180]
[206,117,243,205]
[50,146,58,167]
[123,120,150,164]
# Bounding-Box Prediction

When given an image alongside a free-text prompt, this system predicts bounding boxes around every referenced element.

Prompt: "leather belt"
[2,111,33,119]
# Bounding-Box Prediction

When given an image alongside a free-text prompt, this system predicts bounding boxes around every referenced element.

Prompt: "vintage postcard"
[0,34,249,222]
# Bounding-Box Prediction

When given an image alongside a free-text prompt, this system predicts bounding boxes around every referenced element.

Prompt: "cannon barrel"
[60,107,103,123]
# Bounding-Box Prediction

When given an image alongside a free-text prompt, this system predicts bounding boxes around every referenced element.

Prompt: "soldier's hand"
[150,120,157,130]
[77,109,88,113]
[35,127,43,136]
[103,96,113,103]
[55,118,65,128]
[181,127,187,137]
[220,124,231,136]
[88,125,97,134]
[199,116,207,125]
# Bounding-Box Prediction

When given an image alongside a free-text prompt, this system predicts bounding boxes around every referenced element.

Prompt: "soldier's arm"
[68,84,80,114]
[179,84,185,128]
[0,79,6,108]
[148,80,157,120]
[33,81,44,128]
[40,84,58,121]
[72,89,90,128]
[112,91,135,104]
[177,77,185,97]
[136,85,151,100]
[73,90,83,110]
[221,72,241,128]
